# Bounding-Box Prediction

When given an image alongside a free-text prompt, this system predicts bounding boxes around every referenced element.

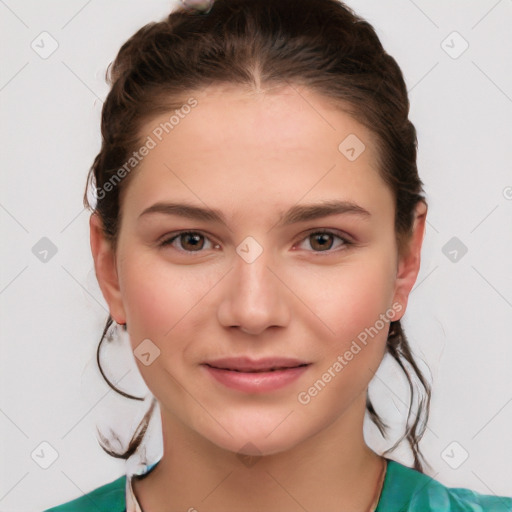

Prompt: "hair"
[85,0,432,472]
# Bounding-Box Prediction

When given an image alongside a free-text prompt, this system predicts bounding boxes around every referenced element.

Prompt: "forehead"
[122,83,393,222]
[145,83,379,159]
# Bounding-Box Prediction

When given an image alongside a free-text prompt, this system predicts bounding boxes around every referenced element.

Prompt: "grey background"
[1,1,511,510]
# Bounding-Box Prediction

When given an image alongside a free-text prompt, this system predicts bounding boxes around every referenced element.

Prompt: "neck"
[133,394,385,512]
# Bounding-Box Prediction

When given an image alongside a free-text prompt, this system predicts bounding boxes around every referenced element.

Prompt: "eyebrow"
[138,200,371,226]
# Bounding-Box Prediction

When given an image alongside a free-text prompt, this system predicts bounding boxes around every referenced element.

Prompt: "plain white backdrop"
[1,1,511,510]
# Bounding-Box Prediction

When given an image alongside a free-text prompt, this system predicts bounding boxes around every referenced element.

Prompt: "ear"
[392,201,428,320]
[89,213,127,324]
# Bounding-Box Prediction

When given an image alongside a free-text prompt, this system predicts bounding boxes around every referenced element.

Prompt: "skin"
[91,83,427,511]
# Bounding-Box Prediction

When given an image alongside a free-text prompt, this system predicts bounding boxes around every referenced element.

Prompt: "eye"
[159,229,353,255]
[159,231,219,253]
[295,230,353,253]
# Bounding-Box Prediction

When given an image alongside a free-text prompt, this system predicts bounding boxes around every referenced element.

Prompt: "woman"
[44,0,512,510]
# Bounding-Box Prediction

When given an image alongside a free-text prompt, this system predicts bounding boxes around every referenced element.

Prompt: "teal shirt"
[43,458,512,512]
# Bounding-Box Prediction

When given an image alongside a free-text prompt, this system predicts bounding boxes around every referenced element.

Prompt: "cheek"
[118,255,220,344]
[290,253,397,352]
[293,258,396,413]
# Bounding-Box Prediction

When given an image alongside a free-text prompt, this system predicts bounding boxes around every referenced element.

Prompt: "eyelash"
[158,229,354,255]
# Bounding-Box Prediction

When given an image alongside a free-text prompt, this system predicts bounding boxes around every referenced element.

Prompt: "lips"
[202,357,311,393]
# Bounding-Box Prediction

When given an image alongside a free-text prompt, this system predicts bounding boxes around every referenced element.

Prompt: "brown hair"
[86,0,432,472]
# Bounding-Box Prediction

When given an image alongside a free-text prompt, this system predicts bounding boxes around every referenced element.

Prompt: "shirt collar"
[126,459,161,512]
[126,473,142,512]
[125,457,388,511]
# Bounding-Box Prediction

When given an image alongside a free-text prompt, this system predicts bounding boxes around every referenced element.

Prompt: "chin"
[198,419,306,458]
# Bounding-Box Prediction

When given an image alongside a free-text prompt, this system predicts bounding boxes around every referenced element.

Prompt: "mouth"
[202,356,311,372]
[201,357,311,393]
[204,363,310,373]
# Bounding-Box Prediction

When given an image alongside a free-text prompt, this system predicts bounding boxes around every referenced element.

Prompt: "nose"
[217,247,290,336]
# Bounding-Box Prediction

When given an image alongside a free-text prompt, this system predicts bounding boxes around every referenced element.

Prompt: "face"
[91,83,426,457]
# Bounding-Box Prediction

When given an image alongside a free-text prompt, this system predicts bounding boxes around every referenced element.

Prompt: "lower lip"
[202,364,309,393]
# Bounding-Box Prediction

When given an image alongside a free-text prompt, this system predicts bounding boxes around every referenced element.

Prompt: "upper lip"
[202,357,311,372]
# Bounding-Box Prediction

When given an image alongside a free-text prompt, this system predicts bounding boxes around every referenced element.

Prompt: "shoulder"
[378,459,512,512]
[42,474,126,512]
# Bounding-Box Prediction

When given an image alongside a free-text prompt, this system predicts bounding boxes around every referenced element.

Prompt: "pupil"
[312,233,332,251]
[183,233,203,250]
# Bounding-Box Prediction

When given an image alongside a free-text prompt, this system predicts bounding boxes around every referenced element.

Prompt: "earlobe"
[392,201,428,319]
[89,213,127,325]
